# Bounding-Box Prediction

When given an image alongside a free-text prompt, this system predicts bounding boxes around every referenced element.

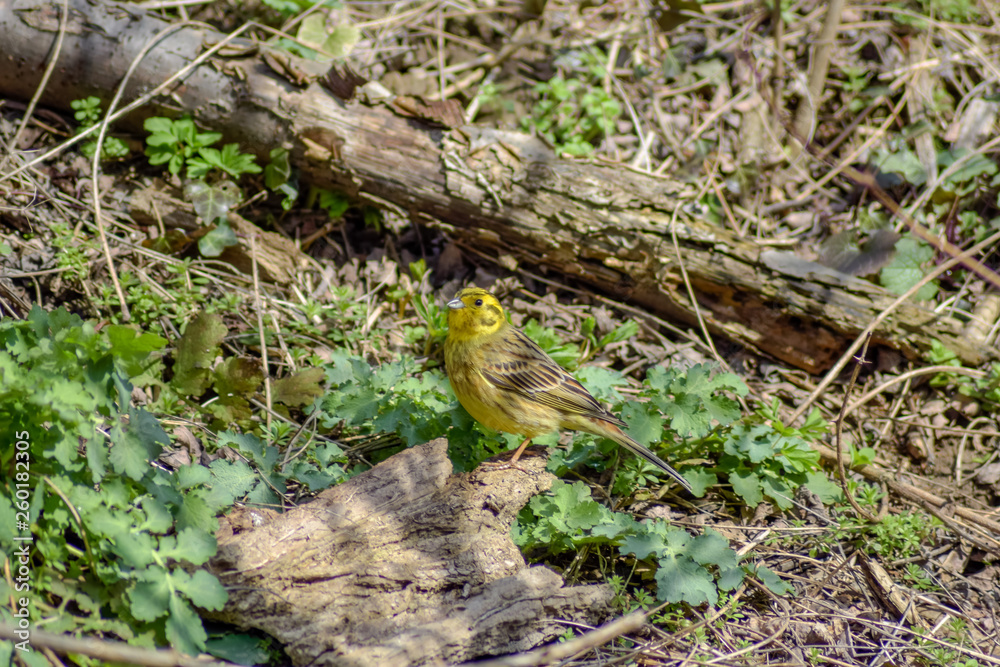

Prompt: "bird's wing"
[479,328,624,425]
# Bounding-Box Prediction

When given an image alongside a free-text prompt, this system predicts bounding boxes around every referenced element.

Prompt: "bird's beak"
[447,297,465,310]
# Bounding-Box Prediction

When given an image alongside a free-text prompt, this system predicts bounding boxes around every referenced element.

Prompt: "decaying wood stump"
[204,439,614,666]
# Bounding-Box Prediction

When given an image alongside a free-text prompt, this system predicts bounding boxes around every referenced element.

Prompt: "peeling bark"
[204,440,614,666]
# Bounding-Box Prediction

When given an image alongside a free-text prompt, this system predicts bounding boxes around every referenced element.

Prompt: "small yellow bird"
[444,287,692,492]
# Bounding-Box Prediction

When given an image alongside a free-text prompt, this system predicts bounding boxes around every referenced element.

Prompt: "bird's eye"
[474,299,483,306]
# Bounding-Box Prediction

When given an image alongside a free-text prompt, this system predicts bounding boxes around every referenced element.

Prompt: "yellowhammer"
[444,287,691,492]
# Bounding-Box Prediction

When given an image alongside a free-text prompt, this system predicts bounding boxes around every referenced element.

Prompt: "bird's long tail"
[606,424,693,493]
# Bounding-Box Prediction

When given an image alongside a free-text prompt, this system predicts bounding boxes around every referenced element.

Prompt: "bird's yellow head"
[446,287,507,341]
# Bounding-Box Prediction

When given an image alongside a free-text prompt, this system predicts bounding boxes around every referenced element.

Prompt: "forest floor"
[1,0,999,665]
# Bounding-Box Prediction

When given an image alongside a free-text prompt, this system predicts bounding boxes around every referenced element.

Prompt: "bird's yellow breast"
[444,341,557,438]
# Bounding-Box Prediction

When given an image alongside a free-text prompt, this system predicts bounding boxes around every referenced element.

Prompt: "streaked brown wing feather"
[479,328,624,425]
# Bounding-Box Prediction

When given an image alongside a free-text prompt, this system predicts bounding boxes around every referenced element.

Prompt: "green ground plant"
[0,307,229,658]
[520,51,622,155]
[143,116,262,257]
[70,96,129,161]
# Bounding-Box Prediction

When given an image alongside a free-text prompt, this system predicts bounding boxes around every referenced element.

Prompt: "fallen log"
[0,0,993,372]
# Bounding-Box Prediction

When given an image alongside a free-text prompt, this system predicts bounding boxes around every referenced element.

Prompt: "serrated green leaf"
[175,569,228,611]
[803,471,841,504]
[178,528,217,566]
[208,459,257,504]
[105,325,167,372]
[175,464,211,490]
[574,366,626,403]
[176,490,217,533]
[590,511,639,541]
[654,552,717,604]
[129,572,171,621]
[759,474,795,510]
[718,563,745,591]
[336,386,380,425]
[107,431,156,481]
[140,496,173,534]
[620,403,663,445]
[622,531,668,560]
[727,425,776,463]
[687,529,736,567]
[112,530,156,569]
[246,479,282,507]
[729,468,763,506]
[166,594,208,655]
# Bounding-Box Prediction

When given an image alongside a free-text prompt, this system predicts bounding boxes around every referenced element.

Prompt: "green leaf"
[208,459,257,504]
[198,221,239,258]
[185,180,242,221]
[176,491,217,533]
[105,325,167,376]
[622,530,668,560]
[655,553,716,604]
[574,366,626,403]
[753,564,793,595]
[139,496,173,534]
[272,367,326,407]
[877,148,926,186]
[337,386,380,425]
[938,148,997,187]
[129,572,171,621]
[687,529,737,568]
[317,189,350,219]
[880,237,938,301]
[86,437,108,482]
[172,312,227,396]
[166,594,208,655]
[265,147,292,189]
[173,569,228,611]
[205,634,272,665]
[297,14,329,50]
[159,527,217,566]
[323,25,360,59]
[680,467,716,497]
[108,422,160,481]
[729,468,763,506]
[175,464,211,490]
[620,403,663,446]
[112,530,156,569]
[597,320,638,347]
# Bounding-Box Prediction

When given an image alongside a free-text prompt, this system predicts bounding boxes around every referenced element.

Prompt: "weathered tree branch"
[0,0,993,372]
[204,440,614,666]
